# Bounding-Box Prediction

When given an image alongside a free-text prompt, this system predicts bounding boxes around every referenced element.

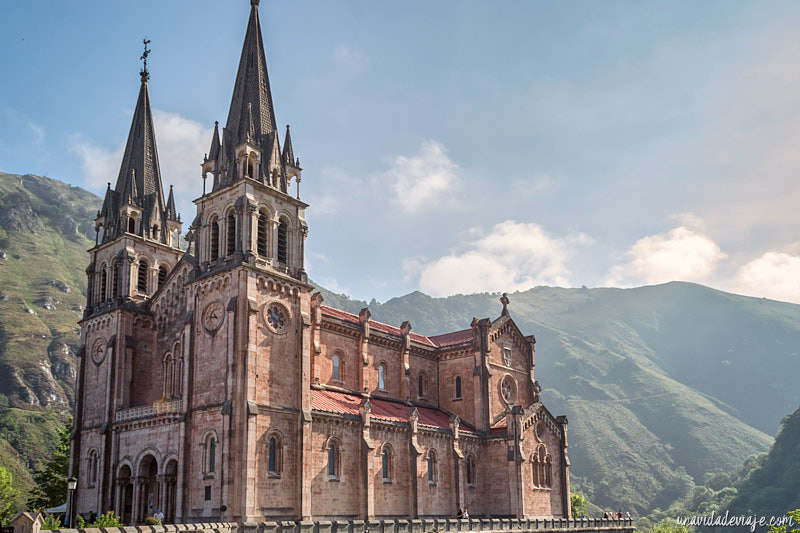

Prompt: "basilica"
[71,1,571,524]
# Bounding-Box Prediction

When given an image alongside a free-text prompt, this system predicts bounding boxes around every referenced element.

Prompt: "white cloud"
[383,141,460,213]
[606,226,726,287]
[734,252,800,304]
[72,109,211,223]
[415,221,581,297]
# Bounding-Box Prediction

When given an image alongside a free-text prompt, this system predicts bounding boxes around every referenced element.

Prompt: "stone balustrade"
[116,399,183,422]
[49,518,634,533]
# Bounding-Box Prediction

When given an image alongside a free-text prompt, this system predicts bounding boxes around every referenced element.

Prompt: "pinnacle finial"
[140,37,152,82]
[500,293,510,316]
[251,0,260,7]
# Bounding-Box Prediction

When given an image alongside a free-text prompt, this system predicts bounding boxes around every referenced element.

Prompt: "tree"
[0,466,19,526]
[767,510,800,533]
[571,491,589,518]
[28,418,71,511]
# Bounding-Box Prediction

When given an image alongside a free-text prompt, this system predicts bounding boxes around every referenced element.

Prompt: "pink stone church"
[71,1,571,524]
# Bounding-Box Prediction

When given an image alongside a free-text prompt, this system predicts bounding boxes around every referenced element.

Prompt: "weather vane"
[140,37,151,82]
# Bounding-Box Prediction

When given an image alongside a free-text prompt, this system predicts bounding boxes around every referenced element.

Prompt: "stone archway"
[163,460,178,523]
[137,454,159,523]
[116,465,133,525]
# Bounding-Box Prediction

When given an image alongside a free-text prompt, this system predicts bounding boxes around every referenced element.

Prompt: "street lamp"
[66,476,78,527]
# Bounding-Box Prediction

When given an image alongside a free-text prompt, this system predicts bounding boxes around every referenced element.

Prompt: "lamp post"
[66,476,78,527]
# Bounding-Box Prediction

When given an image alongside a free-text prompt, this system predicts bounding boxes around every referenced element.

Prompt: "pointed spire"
[166,185,178,220]
[208,121,221,161]
[114,47,166,219]
[282,124,295,166]
[121,169,139,206]
[224,0,278,152]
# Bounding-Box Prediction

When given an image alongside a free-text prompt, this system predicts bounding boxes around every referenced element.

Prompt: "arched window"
[163,353,175,398]
[152,225,159,239]
[454,376,462,400]
[466,455,477,487]
[533,445,547,489]
[327,439,340,479]
[207,435,217,474]
[128,217,136,233]
[277,219,288,264]
[427,449,438,484]
[210,217,220,261]
[381,444,392,481]
[158,266,168,290]
[257,213,268,257]
[418,373,425,398]
[226,211,236,256]
[332,354,341,382]
[99,265,108,302]
[268,432,282,477]
[545,455,552,488]
[112,263,120,299]
[378,363,386,390]
[137,260,149,294]
[88,450,99,486]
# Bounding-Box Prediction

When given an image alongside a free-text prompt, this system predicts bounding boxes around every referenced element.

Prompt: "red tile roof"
[320,305,474,349]
[311,389,455,430]
[428,328,474,348]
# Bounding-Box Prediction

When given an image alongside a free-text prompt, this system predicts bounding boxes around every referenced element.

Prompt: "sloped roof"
[311,389,454,430]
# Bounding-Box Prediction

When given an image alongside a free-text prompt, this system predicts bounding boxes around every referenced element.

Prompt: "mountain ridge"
[1,172,795,515]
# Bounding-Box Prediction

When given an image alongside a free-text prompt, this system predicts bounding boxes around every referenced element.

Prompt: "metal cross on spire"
[140,37,152,82]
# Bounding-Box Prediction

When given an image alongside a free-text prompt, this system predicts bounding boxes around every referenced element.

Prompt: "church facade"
[70,1,571,524]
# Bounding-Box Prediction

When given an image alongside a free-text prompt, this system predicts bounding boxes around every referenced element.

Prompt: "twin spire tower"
[87,0,306,316]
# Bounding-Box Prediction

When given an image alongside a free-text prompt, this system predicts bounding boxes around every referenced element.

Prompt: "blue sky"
[4,1,800,303]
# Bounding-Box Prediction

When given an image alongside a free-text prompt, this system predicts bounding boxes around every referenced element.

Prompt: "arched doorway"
[138,455,159,522]
[117,465,133,525]
[164,460,178,523]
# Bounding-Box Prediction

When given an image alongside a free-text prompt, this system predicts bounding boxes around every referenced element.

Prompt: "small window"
[381,445,392,481]
[88,450,99,486]
[418,373,425,398]
[257,213,268,256]
[277,219,288,264]
[466,455,477,487]
[454,376,462,400]
[137,260,149,294]
[210,217,220,260]
[152,225,159,239]
[427,450,438,484]
[128,217,136,233]
[158,266,168,290]
[268,433,282,477]
[332,354,341,382]
[204,486,211,501]
[99,266,108,302]
[205,434,216,474]
[112,264,120,299]
[327,439,340,479]
[378,364,386,390]
[226,212,236,256]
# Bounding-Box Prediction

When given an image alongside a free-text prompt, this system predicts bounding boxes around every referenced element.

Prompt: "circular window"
[500,374,517,406]
[535,422,544,441]
[91,338,106,365]
[264,302,290,334]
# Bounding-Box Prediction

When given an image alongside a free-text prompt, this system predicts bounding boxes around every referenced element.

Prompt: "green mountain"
[726,402,800,518]
[1,172,796,517]
[0,172,99,505]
